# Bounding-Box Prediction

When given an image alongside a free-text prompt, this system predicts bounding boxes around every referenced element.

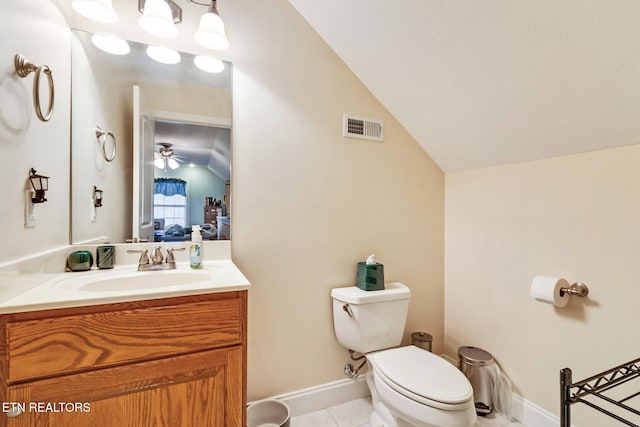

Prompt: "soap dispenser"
[189,225,203,269]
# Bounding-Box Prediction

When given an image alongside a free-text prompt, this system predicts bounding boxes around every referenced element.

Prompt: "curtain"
[154,178,187,197]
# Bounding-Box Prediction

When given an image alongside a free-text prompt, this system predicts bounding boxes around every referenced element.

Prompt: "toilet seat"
[367,346,474,411]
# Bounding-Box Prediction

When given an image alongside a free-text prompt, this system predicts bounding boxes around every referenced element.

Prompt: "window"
[154,178,187,228]
[154,193,187,228]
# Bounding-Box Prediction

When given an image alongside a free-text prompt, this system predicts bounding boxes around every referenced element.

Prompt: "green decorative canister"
[66,250,94,272]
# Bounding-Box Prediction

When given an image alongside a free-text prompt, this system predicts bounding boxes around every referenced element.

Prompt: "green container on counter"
[356,262,385,291]
[66,250,94,272]
[96,245,115,269]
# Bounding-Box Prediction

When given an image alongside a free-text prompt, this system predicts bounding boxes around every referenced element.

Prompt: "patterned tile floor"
[290,397,525,427]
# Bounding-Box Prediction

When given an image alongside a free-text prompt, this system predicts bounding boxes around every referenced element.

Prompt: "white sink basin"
[78,271,212,292]
[35,266,214,293]
[0,260,250,313]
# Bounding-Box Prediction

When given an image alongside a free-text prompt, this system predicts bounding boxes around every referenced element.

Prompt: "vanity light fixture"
[194,55,224,73]
[28,168,49,204]
[135,0,230,50]
[191,0,230,50]
[90,34,130,55]
[146,45,181,64]
[138,0,181,38]
[93,186,104,207]
[71,0,119,23]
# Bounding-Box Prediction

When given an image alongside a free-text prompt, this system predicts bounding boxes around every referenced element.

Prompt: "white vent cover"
[343,114,383,141]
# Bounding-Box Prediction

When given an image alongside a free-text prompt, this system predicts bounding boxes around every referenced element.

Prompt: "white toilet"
[331,282,477,427]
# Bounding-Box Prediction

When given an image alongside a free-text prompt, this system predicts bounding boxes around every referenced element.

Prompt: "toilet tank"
[331,282,410,354]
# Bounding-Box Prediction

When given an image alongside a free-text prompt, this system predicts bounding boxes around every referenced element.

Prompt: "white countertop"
[0,260,250,314]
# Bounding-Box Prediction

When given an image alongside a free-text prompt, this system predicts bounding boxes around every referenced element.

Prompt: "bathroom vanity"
[0,252,250,427]
[0,290,247,426]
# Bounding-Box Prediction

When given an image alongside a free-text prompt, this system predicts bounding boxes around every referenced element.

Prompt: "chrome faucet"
[165,247,185,269]
[127,247,185,271]
[151,246,164,264]
[127,249,149,270]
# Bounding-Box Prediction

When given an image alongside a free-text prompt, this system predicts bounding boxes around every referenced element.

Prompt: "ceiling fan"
[154,142,182,170]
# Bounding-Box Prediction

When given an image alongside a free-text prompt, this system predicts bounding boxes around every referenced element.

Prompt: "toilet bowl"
[366,346,476,427]
[331,283,476,427]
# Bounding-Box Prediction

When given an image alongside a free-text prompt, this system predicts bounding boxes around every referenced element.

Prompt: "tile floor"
[290,397,525,427]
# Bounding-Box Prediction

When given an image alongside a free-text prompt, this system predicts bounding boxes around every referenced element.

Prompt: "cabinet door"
[5,346,244,427]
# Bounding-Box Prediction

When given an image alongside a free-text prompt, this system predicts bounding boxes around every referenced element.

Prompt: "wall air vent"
[343,114,383,141]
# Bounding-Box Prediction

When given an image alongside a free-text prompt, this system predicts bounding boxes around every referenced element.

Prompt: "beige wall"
[445,144,640,425]
[1,0,445,401]
[226,0,444,400]
[0,0,70,261]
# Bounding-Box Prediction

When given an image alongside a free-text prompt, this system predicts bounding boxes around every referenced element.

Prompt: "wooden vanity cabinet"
[0,291,247,427]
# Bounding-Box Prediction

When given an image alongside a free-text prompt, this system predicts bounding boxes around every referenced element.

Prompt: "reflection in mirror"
[70,29,232,245]
[151,120,231,243]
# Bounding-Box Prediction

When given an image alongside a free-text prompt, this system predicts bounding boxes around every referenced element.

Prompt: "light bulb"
[194,55,224,73]
[194,11,229,50]
[72,0,118,23]
[167,158,180,169]
[139,0,178,38]
[91,34,130,55]
[146,46,181,65]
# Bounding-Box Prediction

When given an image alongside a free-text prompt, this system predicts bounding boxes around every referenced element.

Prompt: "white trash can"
[247,399,291,427]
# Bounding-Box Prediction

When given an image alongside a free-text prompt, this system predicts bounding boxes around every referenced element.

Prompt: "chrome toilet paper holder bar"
[559,282,589,298]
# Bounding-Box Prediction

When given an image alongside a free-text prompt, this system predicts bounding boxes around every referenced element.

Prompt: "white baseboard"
[263,377,560,426]
[511,394,559,427]
[441,353,559,426]
[268,377,369,418]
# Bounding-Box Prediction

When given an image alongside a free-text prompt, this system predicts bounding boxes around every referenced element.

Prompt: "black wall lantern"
[29,168,49,203]
[93,185,104,207]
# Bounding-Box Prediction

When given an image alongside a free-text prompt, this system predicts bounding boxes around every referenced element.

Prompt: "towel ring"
[14,53,55,122]
[95,126,117,162]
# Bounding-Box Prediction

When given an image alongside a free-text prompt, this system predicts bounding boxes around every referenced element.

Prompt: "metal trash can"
[458,346,495,415]
[411,332,433,352]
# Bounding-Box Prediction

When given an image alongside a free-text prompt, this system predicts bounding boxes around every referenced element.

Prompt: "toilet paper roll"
[530,275,570,307]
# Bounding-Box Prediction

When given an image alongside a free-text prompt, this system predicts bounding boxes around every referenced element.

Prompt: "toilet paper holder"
[559,282,589,297]
[531,276,590,307]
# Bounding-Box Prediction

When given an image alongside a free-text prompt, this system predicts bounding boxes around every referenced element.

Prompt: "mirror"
[70,29,232,244]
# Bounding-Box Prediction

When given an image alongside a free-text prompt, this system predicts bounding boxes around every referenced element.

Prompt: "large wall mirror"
[70,29,232,245]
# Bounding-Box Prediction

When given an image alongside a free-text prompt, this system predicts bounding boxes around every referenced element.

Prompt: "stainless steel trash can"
[458,346,495,415]
[411,332,433,352]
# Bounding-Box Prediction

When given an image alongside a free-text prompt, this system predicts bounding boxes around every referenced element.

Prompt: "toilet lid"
[367,346,473,405]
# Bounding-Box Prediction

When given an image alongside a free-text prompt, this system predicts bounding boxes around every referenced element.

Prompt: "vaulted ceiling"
[289,1,640,172]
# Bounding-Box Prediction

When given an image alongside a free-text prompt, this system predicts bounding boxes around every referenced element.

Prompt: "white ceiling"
[288,1,640,172]
[155,121,231,180]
